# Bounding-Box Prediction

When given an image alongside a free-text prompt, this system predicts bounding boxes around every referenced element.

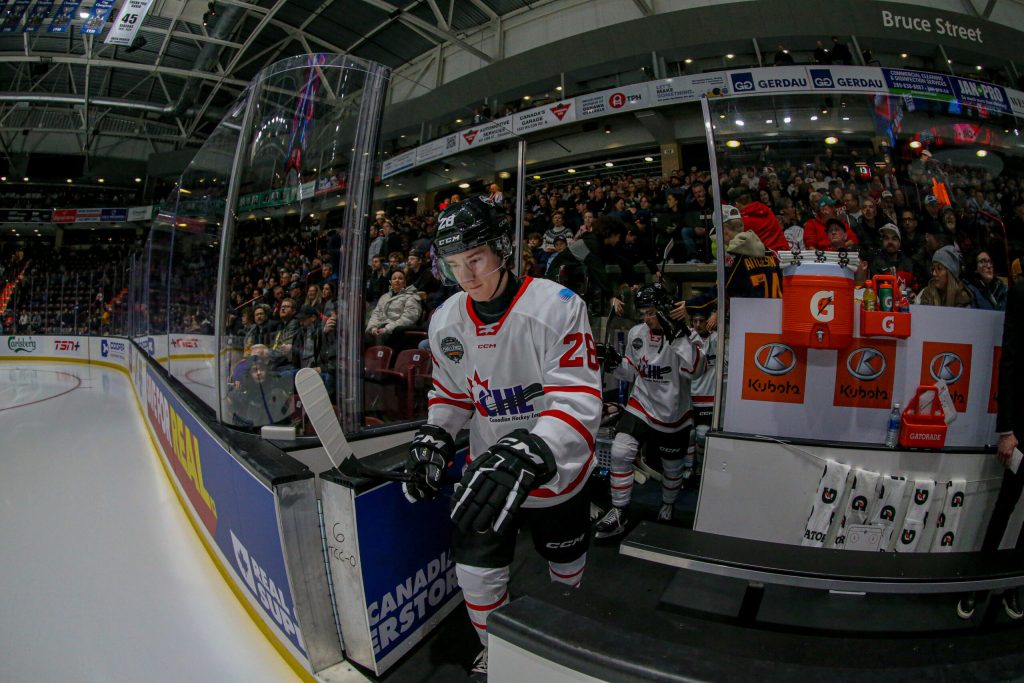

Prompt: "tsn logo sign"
[53,339,81,352]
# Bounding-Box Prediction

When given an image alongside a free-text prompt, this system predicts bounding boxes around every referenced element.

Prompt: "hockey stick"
[294,368,433,485]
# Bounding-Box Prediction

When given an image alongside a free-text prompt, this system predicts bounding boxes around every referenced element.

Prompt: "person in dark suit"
[957,277,1024,620]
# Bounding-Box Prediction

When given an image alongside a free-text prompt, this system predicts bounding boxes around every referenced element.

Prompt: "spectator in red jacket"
[731,189,788,254]
[803,196,859,250]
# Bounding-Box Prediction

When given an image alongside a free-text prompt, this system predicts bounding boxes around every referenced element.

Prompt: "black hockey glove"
[450,429,557,535]
[597,344,622,372]
[656,311,683,342]
[402,424,455,503]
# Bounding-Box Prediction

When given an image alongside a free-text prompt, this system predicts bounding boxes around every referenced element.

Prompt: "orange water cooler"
[781,263,855,349]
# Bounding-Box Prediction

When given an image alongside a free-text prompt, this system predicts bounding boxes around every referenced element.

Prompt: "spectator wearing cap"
[966,251,1008,311]
[803,196,858,251]
[405,248,439,301]
[285,305,337,394]
[868,223,916,289]
[917,245,971,308]
[920,194,943,235]
[880,189,896,217]
[732,188,789,254]
[825,218,853,251]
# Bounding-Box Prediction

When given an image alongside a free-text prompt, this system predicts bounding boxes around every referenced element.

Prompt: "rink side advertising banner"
[142,366,307,658]
[724,299,1002,447]
[354,479,461,670]
[381,64,1024,179]
[324,460,464,674]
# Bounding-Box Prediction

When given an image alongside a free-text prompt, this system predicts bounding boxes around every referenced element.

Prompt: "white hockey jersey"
[691,331,718,408]
[427,276,601,508]
[613,323,706,432]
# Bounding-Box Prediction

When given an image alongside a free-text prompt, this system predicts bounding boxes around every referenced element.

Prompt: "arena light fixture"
[22,176,28,181]
[725,54,735,59]
[719,113,726,119]
[79,10,89,18]
[976,65,983,71]
[684,58,693,64]
[810,115,818,121]
[555,86,562,91]
[643,157,654,162]
[134,177,141,183]
[725,140,741,148]
[567,168,577,173]
[604,162,614,167]
[532,174,541,180]
[455,118,462,124]
[900,53,908,58]
[765,119,773,124]
[98,178,105,183]
[947,59,953,64]
[735,119,745,126]
[783,116,791,123]
[1,176,6,182]
[66,178,73,183]
[523,95,531,101]
[413,197,419,202]
[824,136,839,145]
[976,149,988,157]
[263,216,271,221]
[604,124,611,134]
[458,182,470,189]
[909,140,922,149]
[498,171,511,179]
[842,116,850,121]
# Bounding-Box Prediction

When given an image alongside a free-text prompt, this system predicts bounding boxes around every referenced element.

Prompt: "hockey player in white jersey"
[401,196,601,680]
[594,283,707,539]
[687,310,718,482]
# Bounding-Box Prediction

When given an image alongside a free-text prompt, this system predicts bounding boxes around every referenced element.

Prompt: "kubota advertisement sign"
[741,333,807,404]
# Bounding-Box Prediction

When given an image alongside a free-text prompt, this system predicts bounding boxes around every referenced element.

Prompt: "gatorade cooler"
[899,385,948,449]
[782,262,854,349]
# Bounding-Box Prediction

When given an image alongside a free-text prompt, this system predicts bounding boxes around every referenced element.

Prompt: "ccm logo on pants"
[545,532,587,549]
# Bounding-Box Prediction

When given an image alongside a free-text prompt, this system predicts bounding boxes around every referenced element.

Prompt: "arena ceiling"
[1,0,1022,173]
[0,0,539,163]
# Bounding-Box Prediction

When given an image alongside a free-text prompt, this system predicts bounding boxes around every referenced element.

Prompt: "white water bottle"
[885,404,901,449]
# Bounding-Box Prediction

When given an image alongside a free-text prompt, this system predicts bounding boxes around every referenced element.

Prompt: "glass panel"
[219,55,389,430]
[359,133,521,430]
[143,206,174,367]
[703,90,1022,443]
[168,93,249,411]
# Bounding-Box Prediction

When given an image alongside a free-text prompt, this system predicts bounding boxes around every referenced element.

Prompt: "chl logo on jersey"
[469,371,543,418]
[637,355,670,381]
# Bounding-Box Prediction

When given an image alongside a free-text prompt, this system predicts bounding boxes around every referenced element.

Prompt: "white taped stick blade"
[294,368,349,470]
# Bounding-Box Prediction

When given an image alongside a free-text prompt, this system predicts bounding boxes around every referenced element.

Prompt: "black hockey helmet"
[635,282,674,311]
[433,196,513,283]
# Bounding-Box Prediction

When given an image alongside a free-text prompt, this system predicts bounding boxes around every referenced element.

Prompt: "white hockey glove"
[402,424,455,503]
[450,429,557,535]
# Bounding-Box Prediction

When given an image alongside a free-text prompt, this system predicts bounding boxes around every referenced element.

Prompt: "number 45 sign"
[103,0,154,46]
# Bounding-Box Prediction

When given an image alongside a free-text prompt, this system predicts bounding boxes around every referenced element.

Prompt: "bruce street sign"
[881,9,984,43]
